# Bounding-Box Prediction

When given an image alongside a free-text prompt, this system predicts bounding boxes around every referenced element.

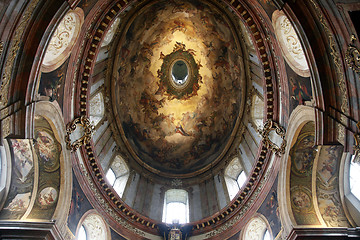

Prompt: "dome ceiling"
[107,0,247,176]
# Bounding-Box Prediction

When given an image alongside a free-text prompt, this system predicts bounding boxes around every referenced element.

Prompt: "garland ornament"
[259,119,287,155]
[65,116,94,151]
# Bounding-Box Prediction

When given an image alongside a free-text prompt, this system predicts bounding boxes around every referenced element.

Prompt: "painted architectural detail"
[82,213,107,240]
[243,217,268,240]
[272,10,310,77]
[45,13,76,58]
[42,8,84,72]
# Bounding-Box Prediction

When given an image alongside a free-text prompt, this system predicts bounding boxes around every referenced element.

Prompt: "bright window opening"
[237,171,247,189]
[106,168,116,186]
[162,189,189,224]
[89,92,105,127]
[105,156,129,198]
[263,229,271,240]
[225,157,247,200]
[350,158,360,201]
[78,225,87,240]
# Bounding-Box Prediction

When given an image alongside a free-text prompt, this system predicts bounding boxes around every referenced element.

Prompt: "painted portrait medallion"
[34,128,61,172]
[290,132,316,177]
[290,186,313,212]
[37,187,58,207]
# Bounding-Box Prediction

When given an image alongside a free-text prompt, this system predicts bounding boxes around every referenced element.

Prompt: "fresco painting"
[4,192,31,212]
[68,172,93,234]
[287,64,312,113]
[10,139,34,182]
[0,139,35,220]
[289,132,316,177]
[38,59,68,107]
[289,122,321,225]
[112,0,245,174]
[38,187,58,207]
[316,145,350,227]
[27,115,61,220]
[258,177,281,238]
[290,186,313,212]
[34,128,61,172]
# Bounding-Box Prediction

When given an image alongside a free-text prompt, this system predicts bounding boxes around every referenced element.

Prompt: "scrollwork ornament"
[345,35,360,74]
[0,40,3,57]
[259,119,287,155]
[353,121,360,164]
[65,116,94,151]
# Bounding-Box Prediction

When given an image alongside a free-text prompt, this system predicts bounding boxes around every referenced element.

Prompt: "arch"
[278,105,315,236]
[0,141,12,211]
[340,153,360,226]
[240,214,273,240]
[76,209,111,240]
[33,101,72,228]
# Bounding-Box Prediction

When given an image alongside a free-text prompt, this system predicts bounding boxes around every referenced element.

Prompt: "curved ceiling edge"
[70,0,283,237]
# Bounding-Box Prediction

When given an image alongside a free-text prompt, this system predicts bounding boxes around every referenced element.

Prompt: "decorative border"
[345,35,360,74]
[308,0,349,115]
[354,122,360,163]
[0,0,41,107]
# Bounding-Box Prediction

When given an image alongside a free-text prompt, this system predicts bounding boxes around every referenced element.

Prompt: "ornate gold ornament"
[0,40,3,57]
[65,116,94,151]
[308,0,348,115]
[259,120,286,155]
[353,121,360,164]
[345,35,360,74]
[168,226,182,240]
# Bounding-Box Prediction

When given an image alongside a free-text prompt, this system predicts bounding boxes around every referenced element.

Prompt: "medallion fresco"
[110,0,245,174]
[289,131,316,177]
[37,187,58,207]
[34,128,61,172]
